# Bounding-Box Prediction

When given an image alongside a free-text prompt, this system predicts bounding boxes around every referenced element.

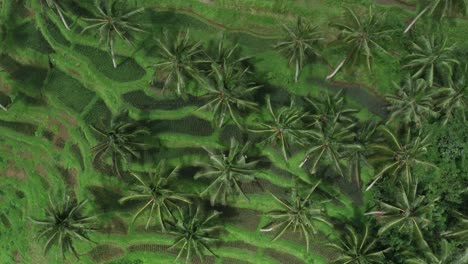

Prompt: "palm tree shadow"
[87,185,125,213]
[307,77,389,118]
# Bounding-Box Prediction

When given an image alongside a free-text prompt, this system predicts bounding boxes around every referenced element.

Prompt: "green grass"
[1,0,466,263]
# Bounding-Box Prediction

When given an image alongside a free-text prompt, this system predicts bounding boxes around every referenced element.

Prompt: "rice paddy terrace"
[0,0,467,264]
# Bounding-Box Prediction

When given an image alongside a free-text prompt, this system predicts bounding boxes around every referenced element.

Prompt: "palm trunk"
[404,5,430,34]
[326,58,346,80]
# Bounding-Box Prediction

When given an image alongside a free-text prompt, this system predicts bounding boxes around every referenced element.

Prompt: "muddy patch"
[35,165,47,177]
[2,160,27,180]
[47,118,71,149]
[100,217,128,235]
[88,244,125,263]
[58,166,78,187]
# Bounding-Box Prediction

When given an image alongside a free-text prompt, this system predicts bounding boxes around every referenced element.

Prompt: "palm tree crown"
[441,211,468,240]
[195,138,258,206]
[168,206,222,263]
[275,17,322,82]
[366,127,436,191]
[81,0,145,68]
[435,67,467,124]
[305,90,358,126]
[327,224,390,263]
[406,239,454,264]
[119,160,191,231]
[30,196,95,259]
[300,91,359,175]
[344,121,378,187]
[91,117,149,177]
[153,30,206,95]
[405,0,468,33]
[300,118,357,176]
[250,95,310,160]
[366,182,436,243]
[385,77,438,127]
[207,36,250,76]
[403,35,458,87]
[260,180,331,252]
[198,63,260,128]
[327,7,392,79]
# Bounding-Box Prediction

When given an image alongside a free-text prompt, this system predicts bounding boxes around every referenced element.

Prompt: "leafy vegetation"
[195,138,258,206]
[327,6,393,79]
[198,63,260,128]
[30,196,95,259]
[403,35,458,87]
[81,0,145,68]
[385,77,437,127]
[91,115,149,177]
[366,127,435,191]
[327,223,389,264]
[168,206,222,263]
[153,30,205,95]
[1,0,467,263]
[275,17,322,83]
[261,180,330,252]
[119,160,190,231]
[250,95,310,160]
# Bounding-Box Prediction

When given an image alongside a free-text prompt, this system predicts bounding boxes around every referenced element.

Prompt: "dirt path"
[152,7,282,39]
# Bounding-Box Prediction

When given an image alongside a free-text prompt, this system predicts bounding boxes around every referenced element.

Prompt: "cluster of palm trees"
[28,0,468,263]
[40,0,144,68]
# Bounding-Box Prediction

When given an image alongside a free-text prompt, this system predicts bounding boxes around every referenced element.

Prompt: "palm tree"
[81,0,145,68]
[435,67,467,124]
[366,182,435,243]
[249,95,310,160]
[300,119,357,176]
[402,35,458,87]
[344,121,378,187]
[41,0,71,30]
[305,90,358,126]
[153,30,206,95]
[30,196,95,259]
[168,206,222,263]
[327,224,390,263]
[404,0,468,33]
[385,77,438,127]
[90,117,149,177]
[260,181,331,252]
[406,239,453,264]
[327,7,393,79]
[366,127,436,191]
[441,211,468,239]
[198,63,260,128]
[195,138,258,206]
[207,36,251,76]
[275,17,322,83]
[119,160,191,231]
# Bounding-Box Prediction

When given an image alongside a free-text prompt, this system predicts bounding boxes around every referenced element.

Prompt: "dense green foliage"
[0,0,466,263]
[30,196,95,259]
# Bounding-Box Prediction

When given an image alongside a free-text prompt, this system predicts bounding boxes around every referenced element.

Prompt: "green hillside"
[0,0,466,264]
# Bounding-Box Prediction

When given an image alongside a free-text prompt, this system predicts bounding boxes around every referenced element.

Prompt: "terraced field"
[1,0,467,264]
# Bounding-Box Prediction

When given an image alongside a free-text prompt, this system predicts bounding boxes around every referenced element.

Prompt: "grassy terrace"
[1,0,467,264]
